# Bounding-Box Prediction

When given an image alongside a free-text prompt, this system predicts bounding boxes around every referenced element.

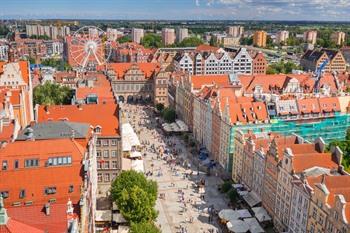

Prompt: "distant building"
[253,31,267,48]
[106,28,122,41]
[331,31,346,46]
[252,51,267,75]
[131,28,144,44]
[176,28,188,43]
[221,37,240,47]
[162,28,176,46]
[227,26,244,38]
[300,49,346,73]
[276,30,289,44]
[303,30,317,45]
[25,24,70,39]
[0,44,8,61]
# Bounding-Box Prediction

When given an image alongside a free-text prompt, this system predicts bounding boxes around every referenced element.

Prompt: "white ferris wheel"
[70,26,112,71]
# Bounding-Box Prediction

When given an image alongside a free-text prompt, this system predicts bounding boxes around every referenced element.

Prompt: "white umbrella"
[218,209,235,221]
[226,220,249,233]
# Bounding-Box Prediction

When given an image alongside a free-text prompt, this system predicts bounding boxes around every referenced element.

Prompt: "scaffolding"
[226,114,350,172]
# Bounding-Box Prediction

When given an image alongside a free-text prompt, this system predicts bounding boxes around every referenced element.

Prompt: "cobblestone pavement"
[123,104,229,233]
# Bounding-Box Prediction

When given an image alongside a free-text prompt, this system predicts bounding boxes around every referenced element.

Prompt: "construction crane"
[314,59,329,93]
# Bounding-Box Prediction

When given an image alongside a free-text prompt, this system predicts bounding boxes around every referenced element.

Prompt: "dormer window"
[19,189,26,198]
[95,126,102,133]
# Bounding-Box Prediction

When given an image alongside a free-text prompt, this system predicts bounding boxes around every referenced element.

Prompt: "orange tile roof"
[75,74,114,103]
[7,203,72,233]
[307,175,350,221]
[318,97,341,112]
[18,61,30,85]
[0,139,85,207]
[196,44,219,53]
[0,218,44,233]
[37,103,120,136]
[297,98,320,114]
[292,153,339,173]
[0,62,5,73]
[0,121,15,142]
[239,74,288,93]
[108,62,160,79]
[191,75,230,90]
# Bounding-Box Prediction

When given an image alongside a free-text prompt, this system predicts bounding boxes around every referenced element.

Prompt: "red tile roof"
[292,153,339,173]
[297,98,321,114]
[0,217,43,233]
[196,44,219,53]
[0,139,85,207]
[191,75,230,90]
[38,103,120,136]
[18,61,30,85]
[108,62,160,79]
[318,97,341,112]
[7,203,73,233]
[75,74,114,103]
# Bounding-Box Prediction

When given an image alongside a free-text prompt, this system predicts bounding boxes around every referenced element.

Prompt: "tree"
[267,61,300,74]
[327,128,350,172]
[227,189,238,203]
[141,33,162,48]
[41,59,71,71]
[33,82,73,106]
[178,36,204,47]
[111,170,158,205]
[155,103,164,112]
[161,107,176,123]
[130,222,161,233]
[240,37,253,46]
[117,35,132,43]
[209,36,218,47]
[28,57,36,65]
[117,186,158,223]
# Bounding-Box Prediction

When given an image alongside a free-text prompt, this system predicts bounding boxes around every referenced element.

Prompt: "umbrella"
[226,220,249,233]
[218,209,239,221]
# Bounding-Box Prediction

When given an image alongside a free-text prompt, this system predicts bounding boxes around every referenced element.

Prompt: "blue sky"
[1,0,350,21]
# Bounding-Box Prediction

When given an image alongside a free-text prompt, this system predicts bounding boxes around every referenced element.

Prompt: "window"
[2,160,8,170]
[0,191,9,198]
[103,150,109,158]
[104,173,110,182]
[103,140,109,146]
[25,159,39,168]
[96,140,101,146]
[111,150,117,157]
[19,189,26,198]
[45,187,57,195]
[112,161,118,169]
[97,150,102,158]
[98,173,102,182]
[47,156,71,166]
[68,185,74,193]
[104,161,110,169]
[95,126,101,133]
[111,140,117,146]
[14,160,19,169]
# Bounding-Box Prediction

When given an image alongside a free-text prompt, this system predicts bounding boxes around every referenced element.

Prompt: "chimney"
[77,104,82,110]
[44,105,49,113]
[45,203,50,216]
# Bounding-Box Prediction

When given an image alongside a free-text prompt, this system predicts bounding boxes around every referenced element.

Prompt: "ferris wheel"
[70,26,112,71]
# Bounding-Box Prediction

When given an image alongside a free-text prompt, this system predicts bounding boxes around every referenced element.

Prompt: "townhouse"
[36,103,122,190]
[174,47,256,76]
[301,49,346,73]
[0,138,96,233]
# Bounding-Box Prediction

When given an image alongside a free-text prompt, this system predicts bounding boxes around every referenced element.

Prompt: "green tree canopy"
[33,82,73,106]
[41,59,71,71]
[117,35,132,43]
[327,128,350,172]
[30,35,51,40]
[130,222,161,233]
[267,61,300,74]
[155,103,164,112]
[141,33,162,48]
[178,36,204,47]
[118,186,158,223]
[161,107,176,123]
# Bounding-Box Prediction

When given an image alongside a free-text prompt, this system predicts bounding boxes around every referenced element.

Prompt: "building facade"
[253,31,267,48]
[131,28,144,44]
[162,28,176,46]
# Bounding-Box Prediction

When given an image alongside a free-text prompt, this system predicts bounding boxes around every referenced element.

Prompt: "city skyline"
[1,0,350,21]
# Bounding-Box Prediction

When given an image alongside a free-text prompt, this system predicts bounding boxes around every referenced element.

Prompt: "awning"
[226,220,249,233]
[252,207,272,222]
[219,209,237,221]
[238,191,249,196]
[243,191,261,207]
[95,210,111,222]
[129,151,142,158]
[243,218,265,233]
[237,209,252,219]
[131,159,144,172]
[113,213,127,224]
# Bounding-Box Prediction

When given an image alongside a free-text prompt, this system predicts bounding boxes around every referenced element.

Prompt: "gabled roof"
[17,121,90,141]
[191,75,230,90]
[0,218,43,233]
[37,103,120,136]
[0,139,84,206]
[292,153,339,173]
[108,62,160,79]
